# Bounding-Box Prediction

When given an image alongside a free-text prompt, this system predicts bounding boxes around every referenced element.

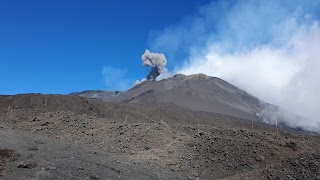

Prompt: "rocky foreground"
[0,94,320,179]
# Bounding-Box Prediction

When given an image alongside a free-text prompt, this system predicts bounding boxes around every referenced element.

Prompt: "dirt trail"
[0,126,180,180]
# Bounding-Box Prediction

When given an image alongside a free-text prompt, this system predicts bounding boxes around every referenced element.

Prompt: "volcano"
[1,74,319,180]
[77,74,273,120]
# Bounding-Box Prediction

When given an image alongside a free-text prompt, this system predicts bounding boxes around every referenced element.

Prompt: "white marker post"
[7,106,11,118]
[124,115,128,124]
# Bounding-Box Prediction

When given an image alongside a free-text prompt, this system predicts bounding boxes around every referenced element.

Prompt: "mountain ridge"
[76,74,272,120]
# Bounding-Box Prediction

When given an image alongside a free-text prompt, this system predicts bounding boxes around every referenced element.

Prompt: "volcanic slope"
[1,94,320,179]
[109,74,270,120]
[70,90,120,102]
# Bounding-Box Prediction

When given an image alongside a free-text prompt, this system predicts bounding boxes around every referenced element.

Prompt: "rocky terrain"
[0,74,319,179]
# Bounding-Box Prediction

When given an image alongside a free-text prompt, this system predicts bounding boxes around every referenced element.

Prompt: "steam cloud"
[150,0,320,132]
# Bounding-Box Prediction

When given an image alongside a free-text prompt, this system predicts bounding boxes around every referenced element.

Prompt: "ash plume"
[141,49,168,80]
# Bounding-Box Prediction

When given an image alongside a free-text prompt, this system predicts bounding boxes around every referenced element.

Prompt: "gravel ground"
[1,94,320,179]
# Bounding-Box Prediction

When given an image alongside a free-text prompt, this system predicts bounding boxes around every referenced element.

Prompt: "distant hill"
[70,90,121,102]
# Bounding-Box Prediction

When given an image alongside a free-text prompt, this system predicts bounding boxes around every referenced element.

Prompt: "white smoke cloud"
[134,78,147,86]
[151,1,320,132]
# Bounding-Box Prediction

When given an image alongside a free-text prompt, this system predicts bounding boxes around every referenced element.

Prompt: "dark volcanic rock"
[0,93,320,179]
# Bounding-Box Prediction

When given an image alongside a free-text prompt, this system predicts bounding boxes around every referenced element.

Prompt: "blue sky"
[0,0,210,94]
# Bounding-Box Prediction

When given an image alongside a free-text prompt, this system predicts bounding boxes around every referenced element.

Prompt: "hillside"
[0,94,319,179]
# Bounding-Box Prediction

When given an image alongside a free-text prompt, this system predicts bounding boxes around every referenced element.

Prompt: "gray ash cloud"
[141,49,167,80]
